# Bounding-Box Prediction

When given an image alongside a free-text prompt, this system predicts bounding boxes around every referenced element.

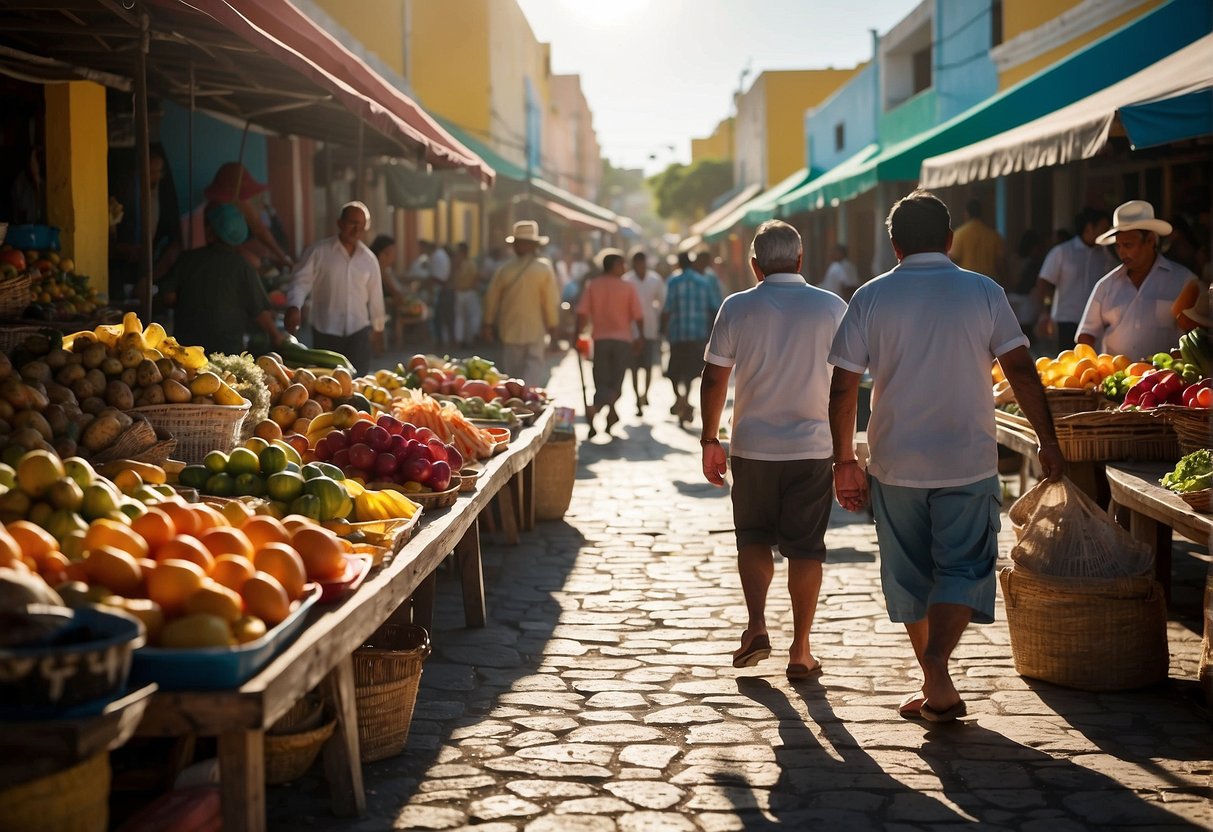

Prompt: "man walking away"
[701,221,846,680]
[576,250,644,438]
[828,190,1063,723]
[663,251,722,426]
[481,220,560,387]
[623,250,666,415]
[819,243,860,300]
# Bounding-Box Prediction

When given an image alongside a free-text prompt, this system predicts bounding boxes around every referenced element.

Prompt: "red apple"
[401,456,432,484]
[429,460,452,491]
[285,434,309,455]
[426,438,448,462]
[313,436,334,462]
[348,442,376,470]
[446,444,463,470]
[327,430,349,452]
[365,425,391,452]
[399,422,417,441]
[0,249,26,271]
[376,414,403,435]
[349,420,373,444]
[374,453,399,478]
[332,448,351,469]
[414,426,435,443]
[388,434,408,455]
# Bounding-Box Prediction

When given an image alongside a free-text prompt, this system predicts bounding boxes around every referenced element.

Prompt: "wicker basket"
[0,274,32,319]
[535,432,577,521]
[0,752,109,832]
[458,466,481,493]
[1157,405,1213,455]
[1053,409,1179,462]
[403,480,461,510]
[265,716,336,785]
[999,566,1168,691]
[1044,387,1101,417]
[1178,488,1213,513]
[130,401,250,465]
[87,419,176,466]
[353,623,431,763]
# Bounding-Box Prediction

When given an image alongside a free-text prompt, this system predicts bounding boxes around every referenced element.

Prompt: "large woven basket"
[265,716,336,784]
[1043,387,1101,417]
[1053,409,1179,462]
[0,752,109,832]
[1157,405,1213,455]
[353,623,430,762]
[0,274,32,319]
[130,401,250,465]
[535,432,576,521]
[999,566,1168,691]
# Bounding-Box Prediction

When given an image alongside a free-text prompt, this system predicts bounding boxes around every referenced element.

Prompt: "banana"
[271,438,303,467]
[213,381,247,407]
[97,458,168,485]
[142,322,167,349]
[308,411,337,433]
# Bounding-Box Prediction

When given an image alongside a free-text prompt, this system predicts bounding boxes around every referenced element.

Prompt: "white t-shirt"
[705,273,846,461]
[1076,254,1192,360]
[829,252,1028,488]
[819,259,859,297]
[1038,235,1117,323]
[623,269,667,340]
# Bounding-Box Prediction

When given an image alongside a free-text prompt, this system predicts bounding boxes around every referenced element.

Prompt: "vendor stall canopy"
[0,0,493,184]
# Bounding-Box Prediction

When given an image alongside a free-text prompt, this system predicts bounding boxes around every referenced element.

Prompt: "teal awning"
[1120,88,1213,149]
[702,167,815,242]
[777,144,880,216]
[436,118,528,181]
[787,0,1210,210]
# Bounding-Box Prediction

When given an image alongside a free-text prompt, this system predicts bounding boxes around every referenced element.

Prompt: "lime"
[204,451,229,474]
[178,465,211,490]
[266,471,305,504]
[313,462,345,481]
[235,472,268,498]
[258,445,289,476]
[288,493,322,521]
[225,447,260,477]
[244,436,270,455]
[205,472,237,497]
[303,477,351,520]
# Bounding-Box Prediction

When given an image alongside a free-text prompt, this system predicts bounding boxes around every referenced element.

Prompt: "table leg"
[521,460,536,531]
[455,518,486,627]
[320,655,366,818]
[495,483,520,545]
[410,569,437,630]
[217,730,265,832]
[1128,511,1172,601]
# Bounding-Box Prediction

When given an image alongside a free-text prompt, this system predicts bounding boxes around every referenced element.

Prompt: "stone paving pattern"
[270,350,1212,830]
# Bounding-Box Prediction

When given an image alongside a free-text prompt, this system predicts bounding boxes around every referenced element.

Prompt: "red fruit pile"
[1121,370,1213,410]
[311,414,461,491]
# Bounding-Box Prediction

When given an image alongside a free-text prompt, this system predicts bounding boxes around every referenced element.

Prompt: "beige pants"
[502,341,549,387]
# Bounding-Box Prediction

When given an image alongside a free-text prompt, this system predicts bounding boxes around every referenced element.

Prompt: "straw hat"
[1184,282,1213,328]
[204,162,269,203]
[1095,200,1173,245]
[506,220,548,245]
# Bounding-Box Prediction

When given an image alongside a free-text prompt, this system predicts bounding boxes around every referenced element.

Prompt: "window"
[912,46,932,95]
[991,0,1003,47]
[834,123,845,152]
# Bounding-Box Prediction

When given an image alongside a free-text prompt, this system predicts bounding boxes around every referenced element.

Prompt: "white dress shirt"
[623,269,667,339]
[429,247,451,283]
[819,259,859,297]
[1038,235,1118,324]
[1076,254,1192,360]
[287,237,386,335]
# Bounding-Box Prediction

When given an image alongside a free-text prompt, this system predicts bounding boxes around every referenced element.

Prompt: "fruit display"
[310,411,460,494]
[391,393,496,461]
[255,353,369,438]
[436,394,522,427]
[0,246,106,321]
[1027,345,1132,390]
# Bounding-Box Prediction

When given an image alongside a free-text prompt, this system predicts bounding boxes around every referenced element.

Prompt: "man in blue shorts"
[828,190,1064,722]
[701,220,846,680]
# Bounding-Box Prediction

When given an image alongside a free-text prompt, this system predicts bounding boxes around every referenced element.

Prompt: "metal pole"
[354,120,364,202]
[187,59,194,250]
[134,11,153,320]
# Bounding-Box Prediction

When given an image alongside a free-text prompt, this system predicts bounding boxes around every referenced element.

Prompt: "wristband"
[833,459,859,466]
[699,438,720,447]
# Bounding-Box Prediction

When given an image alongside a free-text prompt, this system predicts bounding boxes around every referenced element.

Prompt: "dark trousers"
[1056,321,1079,350]
[313,327,371,375]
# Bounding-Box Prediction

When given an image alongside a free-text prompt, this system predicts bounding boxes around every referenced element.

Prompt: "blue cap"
[205,202,249,247]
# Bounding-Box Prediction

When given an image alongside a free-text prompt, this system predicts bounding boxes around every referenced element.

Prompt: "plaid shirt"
[663,269,722,342]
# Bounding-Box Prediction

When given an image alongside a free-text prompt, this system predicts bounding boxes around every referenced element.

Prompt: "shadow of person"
[915,719,1205,828]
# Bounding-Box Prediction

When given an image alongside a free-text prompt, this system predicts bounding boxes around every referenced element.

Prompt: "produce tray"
[1053,410,1179,462]
[372,480,460,510]
[345,513,422,560]
[130,585,321,691]
[318,555,373,603]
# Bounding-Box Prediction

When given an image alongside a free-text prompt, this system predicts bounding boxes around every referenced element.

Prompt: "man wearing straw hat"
[1077,200,1195,361]
[481,220,560,387]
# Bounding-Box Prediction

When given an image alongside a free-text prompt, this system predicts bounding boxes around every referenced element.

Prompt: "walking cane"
[562,301,592,415]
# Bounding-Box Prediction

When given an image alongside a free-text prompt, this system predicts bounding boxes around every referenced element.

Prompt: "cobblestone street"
[272,350,1212,831]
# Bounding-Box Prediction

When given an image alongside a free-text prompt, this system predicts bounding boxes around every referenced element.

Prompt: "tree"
[647,159,733,221]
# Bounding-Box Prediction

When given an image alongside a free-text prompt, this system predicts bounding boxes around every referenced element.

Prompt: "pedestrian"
[828,189,1064,723]
[949,198,1005,284]
[160,203,286,355]
[452,242,482,349]
[1032,208,1116,349]
[1077,200,1195,360]
[700,220,845,680]
[663,251,722,426]
[576,250,643,438]
[411,240,453,350]
[202,162,293,270]
[819,243,860,300]
[623,250,666,415]
[481,220,560,386]
[284,200,386,374]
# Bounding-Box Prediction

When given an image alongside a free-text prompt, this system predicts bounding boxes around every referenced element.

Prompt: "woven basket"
[0,752,109,832]
[265,716,336,785]
[1178,488,1213,513]
[1044,387,1101,417]
[353,623,430,763]
[1053,409,1179,462]
[87,419,176,466]
[458,467,481,493]
[1201,563,1212,707]
[0,322,48,355]
[405,480,461,510]
[130,401,250,465]
[999,566,1168,691]
[0,274,32,319]
[535,432,577,521]
[1157,405,1213,455]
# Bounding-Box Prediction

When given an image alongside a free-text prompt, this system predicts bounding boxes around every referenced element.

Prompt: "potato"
[265,378,284,400]
[97,407,133,430]
[0,352,10,381]
[105,380,135,410]
[45,382,74,406]
[43,404,68,436]
[0,378,32,408]
[80,342,108,369]
[119,348,143,370]
[189,371,221,396]
[298,399,323,420]
[190,395,214,405]
[312,395,333,412]
[332,367,354,398]
[44,348,70,370]
[0,400,12,421]
[71,377,96,402]
[56,363,86,386]
[314,375,342,399]
[136,359,163,388]
[117,367,135,387]
[291,417,312,435]
[9,426,49,451]
[278,383,308,410]
[53,438,78,459]
[170,366,188,384]
[269,405,297,428]
[100,356,124,377]
[12,409,53,440]
[21,333,52,356]
[79,396,106,415]
[81,414,122,453]
[155,358,176,379]
[85,368,107,394]
[19,361,51,385]
[139,384,166,406]
[162,379,192,403]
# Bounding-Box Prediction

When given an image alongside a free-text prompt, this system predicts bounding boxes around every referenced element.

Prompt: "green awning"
[382,163,444,209]
[436,118,528,182]
[702,167,816,242]
[777,144,880,216]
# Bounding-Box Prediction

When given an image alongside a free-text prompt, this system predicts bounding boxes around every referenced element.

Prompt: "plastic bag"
[1009,478,1153,578]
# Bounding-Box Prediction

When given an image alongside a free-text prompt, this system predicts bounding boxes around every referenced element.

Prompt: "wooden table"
[135,410,554,832]
[995,413,1103,499]
[1106,461,1213,600]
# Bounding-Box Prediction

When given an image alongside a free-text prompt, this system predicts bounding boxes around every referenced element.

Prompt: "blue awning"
[1119,88,1213,150]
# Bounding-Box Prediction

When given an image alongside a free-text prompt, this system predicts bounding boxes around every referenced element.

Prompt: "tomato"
[1198,387,1213,408]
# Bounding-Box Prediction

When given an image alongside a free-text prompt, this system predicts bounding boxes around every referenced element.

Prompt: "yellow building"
[691,118,733,164]
[994,0,1166,89]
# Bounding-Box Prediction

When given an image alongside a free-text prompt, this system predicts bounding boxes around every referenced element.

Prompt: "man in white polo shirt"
[623,250,666,416]
[700,220,846,681]
[828,190,1063,722]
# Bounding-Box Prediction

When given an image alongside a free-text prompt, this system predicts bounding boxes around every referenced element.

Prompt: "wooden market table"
[134,409,555,832]
[1105,461,1213,600]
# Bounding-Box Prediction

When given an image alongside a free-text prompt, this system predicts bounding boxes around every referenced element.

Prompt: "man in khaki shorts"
[700,220,846,680]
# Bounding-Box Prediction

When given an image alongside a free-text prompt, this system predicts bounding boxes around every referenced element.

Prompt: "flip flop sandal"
[785,662,824,681]
[920,700,968,723]
[732,633,771,668]
[898,691,926,720]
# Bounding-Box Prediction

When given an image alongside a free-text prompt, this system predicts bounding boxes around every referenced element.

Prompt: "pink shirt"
[577,276,643,342]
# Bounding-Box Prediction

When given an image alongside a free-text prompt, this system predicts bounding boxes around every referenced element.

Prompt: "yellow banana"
[308,411,337,433]
[213,381,247,406]
[97,458,167,485]
[142,322,167,348]
[122,311,143,335]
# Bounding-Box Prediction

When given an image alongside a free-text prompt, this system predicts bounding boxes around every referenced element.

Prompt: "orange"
[0,527,22,568]
[83,545,143,596]
[155,535,214,572]
[131,507,176,555]
[184,579,244,623]
[191,503,229,532]
[198,527,254,561]
[108,596,164,643]
[290,526,346,581]
[6,520,58,564]
[146,558,206,615]
[1073,343,1097,362]
[253,543,307,600]
[240,571,290,626]
[84,517,149,561]
[1079,368,1101,387]
[209,554,256,592]
[160,613,234,648]
[39,551,70,585]
[1112,355,1131,372]
[1126,362,1153,377]
[1072,358,1097,378]
[240,515,290,550]
[159,500,201,537]
[231,615,268,644]
[280,514,315,536]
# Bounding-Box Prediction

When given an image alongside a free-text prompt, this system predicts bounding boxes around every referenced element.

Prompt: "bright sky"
[516,0,923,174]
